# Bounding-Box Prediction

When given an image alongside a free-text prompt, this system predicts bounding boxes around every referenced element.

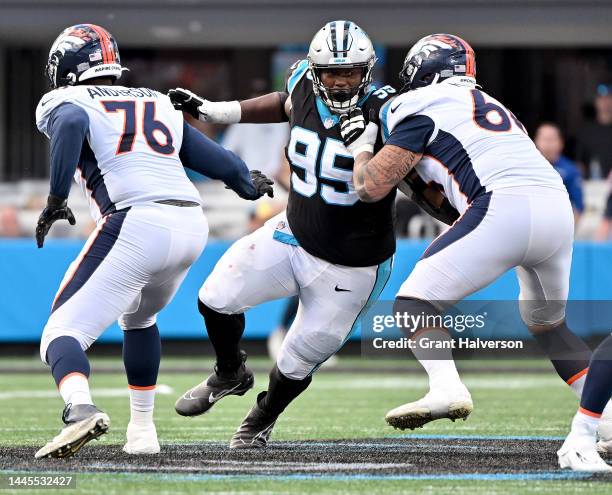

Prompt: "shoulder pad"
[385,87,436,136]
[285,59,309,95]
[35,86,88,136]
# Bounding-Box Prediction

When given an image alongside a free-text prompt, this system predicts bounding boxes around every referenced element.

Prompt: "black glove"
[399,170,460,226]
[35,194,76,248]
[339,108,367,147]
[167,88,204,119]
[249,170,274,199]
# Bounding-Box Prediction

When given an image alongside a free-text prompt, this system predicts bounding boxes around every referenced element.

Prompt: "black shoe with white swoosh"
[174,351,254,417]
[229,391,278,449]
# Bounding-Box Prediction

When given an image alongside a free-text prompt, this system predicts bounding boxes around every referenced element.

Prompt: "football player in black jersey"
[168,21,400,448]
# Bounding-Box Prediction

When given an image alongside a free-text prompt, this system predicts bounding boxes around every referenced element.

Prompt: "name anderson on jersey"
[85,86,158,99]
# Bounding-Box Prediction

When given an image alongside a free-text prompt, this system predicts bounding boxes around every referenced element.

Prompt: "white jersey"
[384,78,565,214]
[36,85,202,222]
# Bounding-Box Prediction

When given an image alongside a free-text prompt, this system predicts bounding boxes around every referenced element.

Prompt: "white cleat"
[558,440,612,472]
[122,422,160,455]
[596,402,612,454]
[35,405,110,459]
[385,385,473,430]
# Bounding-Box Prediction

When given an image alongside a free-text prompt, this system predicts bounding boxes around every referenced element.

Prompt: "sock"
[58,373,93,406]
[568,409,600,444]
[46,336,92,405]
[413,329,462,390]
[580,334,612,416]
[128,388,156,426]
[393,297,462,391]
[532,320,592,393]
[123,325,160,425]
[259,365,312,416]
[198,299,245,371]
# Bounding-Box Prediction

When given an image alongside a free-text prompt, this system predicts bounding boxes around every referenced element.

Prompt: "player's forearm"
[239,92,289,123]
[196,92,288,124]
[354,145,421,203]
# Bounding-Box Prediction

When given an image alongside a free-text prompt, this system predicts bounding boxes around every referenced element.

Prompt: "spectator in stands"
[576,84,612,179]
[535,122,584,225]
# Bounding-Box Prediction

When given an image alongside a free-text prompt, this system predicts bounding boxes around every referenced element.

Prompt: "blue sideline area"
[1,239,612,343]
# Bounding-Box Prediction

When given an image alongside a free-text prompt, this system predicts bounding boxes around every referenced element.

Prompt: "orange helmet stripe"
[452,34,476,77]
[88,24,114,64]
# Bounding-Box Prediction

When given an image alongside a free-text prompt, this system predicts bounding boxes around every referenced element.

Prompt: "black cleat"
[35,404,110,459]
[175,351,254,417]
[229,391,279,449]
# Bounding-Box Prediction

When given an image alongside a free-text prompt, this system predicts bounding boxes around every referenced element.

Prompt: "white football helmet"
[307,20,377,114]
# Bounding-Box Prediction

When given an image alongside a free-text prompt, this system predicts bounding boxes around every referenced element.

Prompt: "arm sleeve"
[386,115,436,154]
[47,103,89,200]
[566,166,584,213]
[179,122,257,199]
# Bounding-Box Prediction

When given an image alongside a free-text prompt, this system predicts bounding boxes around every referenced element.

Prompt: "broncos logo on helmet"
[399,33,476,93]
[46,24,125,88]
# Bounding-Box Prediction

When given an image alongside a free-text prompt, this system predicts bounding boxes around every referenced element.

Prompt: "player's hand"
[340,108,378,156]
[339,108,366,146]
[249,170,274,199]
[35,195,76,248]
[168,88,207,120]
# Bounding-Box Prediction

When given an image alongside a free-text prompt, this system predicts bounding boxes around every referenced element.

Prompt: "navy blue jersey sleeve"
[386,115,436,154]
[180,122,257,199]
[47,103,89,200]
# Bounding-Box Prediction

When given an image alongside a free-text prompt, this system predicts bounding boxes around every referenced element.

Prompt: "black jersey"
[284,60,397,267]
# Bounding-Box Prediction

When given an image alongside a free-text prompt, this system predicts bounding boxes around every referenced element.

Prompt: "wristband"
[200,100,242,124]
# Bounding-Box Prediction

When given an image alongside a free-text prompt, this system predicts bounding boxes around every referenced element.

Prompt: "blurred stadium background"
[0,0,611,347]
[0,2,611,493]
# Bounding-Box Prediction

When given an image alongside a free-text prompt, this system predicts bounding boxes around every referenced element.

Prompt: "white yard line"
[0,384,173,400]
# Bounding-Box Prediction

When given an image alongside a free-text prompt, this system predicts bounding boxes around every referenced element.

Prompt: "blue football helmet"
[46,24,125,88]
[399,34,476,92]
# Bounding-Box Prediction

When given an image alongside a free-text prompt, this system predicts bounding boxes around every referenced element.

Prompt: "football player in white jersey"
[340,34,612,460]
[33,24,273,459]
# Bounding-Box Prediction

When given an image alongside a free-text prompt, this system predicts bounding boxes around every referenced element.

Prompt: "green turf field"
[0,356,610,494]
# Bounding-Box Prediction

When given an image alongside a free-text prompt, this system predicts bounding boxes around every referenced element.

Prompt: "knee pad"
[393,296,442,337]
[519,299,566,327]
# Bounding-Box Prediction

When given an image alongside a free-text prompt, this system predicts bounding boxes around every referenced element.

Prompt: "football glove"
[339,108,378,156]
[168,88,241,123]
[399,169,460,226]
[249,170,274,199]
[35,194,76,248]
[168,88,204,120]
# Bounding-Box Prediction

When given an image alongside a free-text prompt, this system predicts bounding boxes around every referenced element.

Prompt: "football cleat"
[35,403,109,459]
[385,384,473,430]
[229,392,278,449]
[122,422,160,455]
[175,351,254,417]
[596,402,612,454]
[558,437,612,472]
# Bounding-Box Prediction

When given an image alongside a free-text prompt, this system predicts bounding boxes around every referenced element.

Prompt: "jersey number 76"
[101,101,174,155]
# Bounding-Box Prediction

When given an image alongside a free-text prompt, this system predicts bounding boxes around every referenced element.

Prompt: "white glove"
[339,108,378,157]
